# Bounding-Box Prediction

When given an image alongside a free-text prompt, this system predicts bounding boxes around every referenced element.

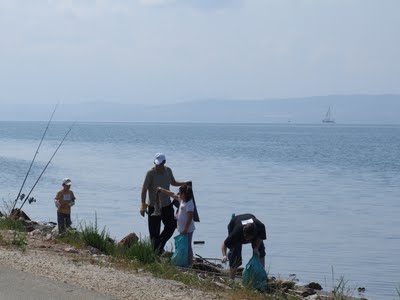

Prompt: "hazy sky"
[0,0,399,105]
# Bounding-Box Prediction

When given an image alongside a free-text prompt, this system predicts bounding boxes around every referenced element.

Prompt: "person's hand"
[54,200,60,209]
[221,255,228,263]
[156,187,162,194]
[69,201,75,207]
[181,229,188,235]
[140,203,148,217]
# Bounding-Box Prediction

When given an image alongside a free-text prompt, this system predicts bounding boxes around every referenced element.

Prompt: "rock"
[307,282,323,290]
[64,247,79,254]
[45,233,53,241]
[10,209,31,221]
[87,246,102,255]
[118,233,139,247]
[301,289,316,297]
[29,229,42,237]
[305,295,321,300]
[51,227,59,236]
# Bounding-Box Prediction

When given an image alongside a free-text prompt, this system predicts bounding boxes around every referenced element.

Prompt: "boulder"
[307,282,323,290]
[118,233,139,247]
[10,209,31,221]
[64,247,79,254]
[87,246,102,255]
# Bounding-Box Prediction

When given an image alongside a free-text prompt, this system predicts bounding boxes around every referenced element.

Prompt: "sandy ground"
[0,266,112,300]
[0,236,223,300]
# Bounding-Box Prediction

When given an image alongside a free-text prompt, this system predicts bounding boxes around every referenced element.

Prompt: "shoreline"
[0,213,370,300]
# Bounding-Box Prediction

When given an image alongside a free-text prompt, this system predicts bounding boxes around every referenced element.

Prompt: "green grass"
[54,216,298,300]
[80,222,115,255]
[57,217,158,265]
[116,239,158,264]
[0,216,26,232]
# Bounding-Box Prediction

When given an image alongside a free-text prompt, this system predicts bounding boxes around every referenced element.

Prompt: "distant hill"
[1,94,399,124]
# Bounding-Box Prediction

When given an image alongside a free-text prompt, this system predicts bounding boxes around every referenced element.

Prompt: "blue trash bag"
[242,254,268,290]
[171,234,189,267]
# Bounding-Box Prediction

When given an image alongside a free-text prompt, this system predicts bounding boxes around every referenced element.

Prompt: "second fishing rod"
[18,122,76,212]
[11,104,59,211]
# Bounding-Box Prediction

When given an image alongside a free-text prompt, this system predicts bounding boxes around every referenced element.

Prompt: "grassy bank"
[55,220,296,300]
[0,213,378,300]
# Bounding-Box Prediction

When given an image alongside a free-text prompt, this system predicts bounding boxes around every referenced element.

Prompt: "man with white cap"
[140,153,187,253]
[54,178,76,234]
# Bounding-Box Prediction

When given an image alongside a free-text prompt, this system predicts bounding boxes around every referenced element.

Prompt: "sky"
[0,0,399,105]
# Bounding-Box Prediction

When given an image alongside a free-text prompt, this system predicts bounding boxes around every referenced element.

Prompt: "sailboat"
[322,106,335,123]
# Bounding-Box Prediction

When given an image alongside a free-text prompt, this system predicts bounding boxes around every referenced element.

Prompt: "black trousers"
[228,241,266,268]
[57,212,71,234]
[148,204,177,252]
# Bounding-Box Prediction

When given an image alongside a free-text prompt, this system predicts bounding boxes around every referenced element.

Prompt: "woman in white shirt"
[157,184,195,265]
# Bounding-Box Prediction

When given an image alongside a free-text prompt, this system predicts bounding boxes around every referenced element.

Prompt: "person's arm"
[54,192,61,209]
[221,241,228,258]
[156,187,179,200]
[69,191,76,207]
[171,179,186,187]
[140,173,151,217]
[181,211,193,235]
[169,168,188,187]
[140,187,148,217]
[251,239,262,251]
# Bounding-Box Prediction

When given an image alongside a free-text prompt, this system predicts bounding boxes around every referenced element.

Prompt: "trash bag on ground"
[242,254,268,290]
[171,234,189,267]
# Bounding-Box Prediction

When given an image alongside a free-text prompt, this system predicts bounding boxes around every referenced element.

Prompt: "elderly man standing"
[140,153,187,253]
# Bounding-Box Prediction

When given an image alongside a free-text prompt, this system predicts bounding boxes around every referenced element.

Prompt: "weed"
[117,239,158,265]
[331,267,354,300]
[80,222,115,255]
[57,229,85,248]
[11,231,27,250]
[0,216,26,232]
[0,232,7,246]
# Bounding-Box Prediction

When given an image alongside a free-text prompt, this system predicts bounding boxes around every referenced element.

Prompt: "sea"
[1,121,399,300]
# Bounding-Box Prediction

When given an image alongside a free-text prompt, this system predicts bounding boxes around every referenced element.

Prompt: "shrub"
[0,217,26,232]
[119,239,158,265]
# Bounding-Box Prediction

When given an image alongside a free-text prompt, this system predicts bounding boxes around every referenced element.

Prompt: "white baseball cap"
[154,153,166,165]
[62,178,72,186]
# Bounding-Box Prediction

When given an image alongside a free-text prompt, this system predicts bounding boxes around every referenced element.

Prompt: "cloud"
[139,0,177,6]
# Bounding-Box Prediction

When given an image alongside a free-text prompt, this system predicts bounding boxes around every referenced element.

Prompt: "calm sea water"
[1,122,399,300]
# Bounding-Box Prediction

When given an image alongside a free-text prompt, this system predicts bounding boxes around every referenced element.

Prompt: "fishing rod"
[11,103,59,211]
[18,122,76,212]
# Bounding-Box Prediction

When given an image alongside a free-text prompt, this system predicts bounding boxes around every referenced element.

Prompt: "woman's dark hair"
[243,223,257,239]
[178,184,193,202]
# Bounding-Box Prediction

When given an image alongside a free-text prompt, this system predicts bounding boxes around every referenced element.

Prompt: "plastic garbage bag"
[242,254,268,290]
[171,234,189,267]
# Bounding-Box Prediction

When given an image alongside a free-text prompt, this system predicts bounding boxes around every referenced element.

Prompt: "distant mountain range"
[1,94,400,124]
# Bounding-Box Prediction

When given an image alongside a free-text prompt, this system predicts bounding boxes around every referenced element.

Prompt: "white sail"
[322,107,335,123]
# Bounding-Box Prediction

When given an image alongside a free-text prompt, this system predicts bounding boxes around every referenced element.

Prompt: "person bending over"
[221,213,267,279]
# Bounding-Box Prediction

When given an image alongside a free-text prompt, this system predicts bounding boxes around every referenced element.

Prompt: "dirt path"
[0,265,113,300]
[0,245,223,300]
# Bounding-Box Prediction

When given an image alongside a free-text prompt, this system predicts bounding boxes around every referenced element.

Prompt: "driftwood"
[192,262,222,274]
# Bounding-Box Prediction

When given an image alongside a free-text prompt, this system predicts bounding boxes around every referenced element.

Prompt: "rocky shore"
[0,213,367,300]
